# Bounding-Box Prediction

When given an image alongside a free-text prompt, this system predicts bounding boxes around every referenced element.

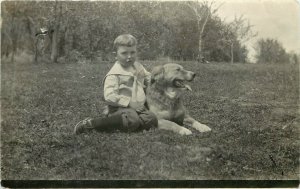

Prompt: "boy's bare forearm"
[104,94,131,107]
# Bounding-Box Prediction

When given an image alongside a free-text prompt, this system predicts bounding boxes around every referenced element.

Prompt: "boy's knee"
[120,109,141,132]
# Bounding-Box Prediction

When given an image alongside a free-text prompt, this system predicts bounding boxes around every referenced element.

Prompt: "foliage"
[1,1,256,63]
[184,0,222,62]
[203,16,248,63]
[255,38,290,64]
[221,15,257,63]
[287,52,300,65]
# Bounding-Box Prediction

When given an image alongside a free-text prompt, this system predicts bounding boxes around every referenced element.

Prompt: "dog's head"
[151,63,196,92]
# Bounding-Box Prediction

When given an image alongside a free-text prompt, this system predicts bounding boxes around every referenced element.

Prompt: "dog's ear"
[151,65,164,84]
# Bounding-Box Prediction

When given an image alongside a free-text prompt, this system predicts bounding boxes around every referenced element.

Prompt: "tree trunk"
[11,27,20,63]
[26,16,38,63]
[34,38,38,63]
[197,22,203,63]
[50,1,61,63]
[230,42,234,63]
[50,29,58,63]
[10,15,17,63]
[198,37,203,63]
[197,13,210,63]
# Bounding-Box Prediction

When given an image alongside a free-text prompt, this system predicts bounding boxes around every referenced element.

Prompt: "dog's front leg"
[184,116,211,132]
[158,119,192,135]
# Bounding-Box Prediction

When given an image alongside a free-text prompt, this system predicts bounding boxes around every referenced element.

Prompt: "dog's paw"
[192,122,212,132]
[179,128,192,135]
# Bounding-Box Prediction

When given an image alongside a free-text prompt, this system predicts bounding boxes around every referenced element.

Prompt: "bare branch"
[185,1,201,20]
[183,0,222,62]
[213,2,225,14]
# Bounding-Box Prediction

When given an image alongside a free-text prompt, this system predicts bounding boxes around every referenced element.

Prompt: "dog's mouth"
[173,79,192,91]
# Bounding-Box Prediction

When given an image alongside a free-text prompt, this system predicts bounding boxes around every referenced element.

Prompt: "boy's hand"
[135,105,146,113]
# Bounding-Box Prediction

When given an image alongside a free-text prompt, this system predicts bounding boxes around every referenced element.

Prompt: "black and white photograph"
[1,0,299,186]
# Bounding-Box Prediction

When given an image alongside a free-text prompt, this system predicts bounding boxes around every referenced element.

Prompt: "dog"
[146,63,212,135]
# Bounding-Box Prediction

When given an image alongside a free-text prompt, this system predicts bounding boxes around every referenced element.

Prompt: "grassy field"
[1,56,299,180]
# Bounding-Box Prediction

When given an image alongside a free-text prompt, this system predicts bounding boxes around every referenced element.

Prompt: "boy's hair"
[113,34,137,51]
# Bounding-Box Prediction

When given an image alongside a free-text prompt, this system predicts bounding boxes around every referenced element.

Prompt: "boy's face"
[116,45,137,68]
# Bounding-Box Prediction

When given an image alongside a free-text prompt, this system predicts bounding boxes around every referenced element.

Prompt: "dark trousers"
[107,106,158,132]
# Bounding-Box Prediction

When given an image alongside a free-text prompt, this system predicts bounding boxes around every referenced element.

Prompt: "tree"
[50,0,62,63]
[1,1,251,64]
[255,38,289,64]
[2,1,23,63]
[288,52,299,64]
[184,0,222,63]
[221,15,257,63]
[2,1,57,63]
[292,54,299,64]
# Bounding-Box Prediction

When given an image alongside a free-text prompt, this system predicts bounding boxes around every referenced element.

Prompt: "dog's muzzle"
[187,72,196,81]
[173,79,192,91]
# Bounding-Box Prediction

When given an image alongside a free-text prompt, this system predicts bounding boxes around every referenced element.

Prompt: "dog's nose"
[192,72,196,79]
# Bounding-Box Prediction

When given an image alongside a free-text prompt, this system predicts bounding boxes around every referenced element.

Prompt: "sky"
[216,0,300,61]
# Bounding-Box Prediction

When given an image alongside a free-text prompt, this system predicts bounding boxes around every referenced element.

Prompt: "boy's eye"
[121,51,135,55]
[176,68,181,71]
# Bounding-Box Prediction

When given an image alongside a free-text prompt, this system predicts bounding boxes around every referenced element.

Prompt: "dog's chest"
[157,107,185,125]
[147,96,185,121]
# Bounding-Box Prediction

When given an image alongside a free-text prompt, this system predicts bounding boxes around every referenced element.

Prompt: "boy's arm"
[143,68,152,87]
[104,75,130,107]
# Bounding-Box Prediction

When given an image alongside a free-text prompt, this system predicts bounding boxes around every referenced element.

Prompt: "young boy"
[74,34,158,134]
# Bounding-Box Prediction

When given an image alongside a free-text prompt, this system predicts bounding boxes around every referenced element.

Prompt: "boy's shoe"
[74,117,93,134]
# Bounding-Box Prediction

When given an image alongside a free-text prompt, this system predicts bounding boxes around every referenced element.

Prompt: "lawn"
[1,56,299,180]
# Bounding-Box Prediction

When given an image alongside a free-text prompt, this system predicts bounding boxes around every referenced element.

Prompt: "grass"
[1,56,299,180]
